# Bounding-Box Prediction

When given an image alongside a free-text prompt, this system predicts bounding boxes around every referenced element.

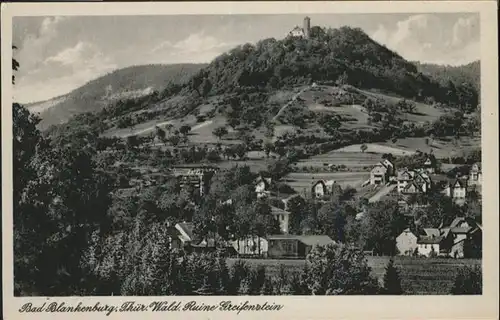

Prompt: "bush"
[382,258,404,295]
[450,266,482,295]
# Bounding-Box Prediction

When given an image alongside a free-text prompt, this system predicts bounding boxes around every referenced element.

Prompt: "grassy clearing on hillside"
[296,151,382,170]
[284,172,369,194]
[104,118,174,138]
[226,257,482,295]
[335,144,415,156]
[357,88,446,123]
[381,136,481,159]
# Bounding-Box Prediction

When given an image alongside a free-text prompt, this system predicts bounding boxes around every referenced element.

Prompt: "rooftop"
[267,234,335,246]
[270,206,291,216]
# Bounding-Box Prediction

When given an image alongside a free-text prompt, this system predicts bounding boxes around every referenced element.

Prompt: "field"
[357,88,446,123]
[335,144,416,156]
[226,257,482,295]
[380,136,481,159]
[284,172,370,194]
[296,151,382,171]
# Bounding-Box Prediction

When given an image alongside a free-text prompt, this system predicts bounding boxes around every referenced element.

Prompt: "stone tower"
[303,16,311,39]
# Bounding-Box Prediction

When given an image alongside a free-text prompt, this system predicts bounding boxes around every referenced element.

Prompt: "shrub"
[450,266,482,295]
[382,258,404,295]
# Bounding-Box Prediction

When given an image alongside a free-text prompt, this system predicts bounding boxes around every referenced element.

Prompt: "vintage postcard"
[1,1,498,319]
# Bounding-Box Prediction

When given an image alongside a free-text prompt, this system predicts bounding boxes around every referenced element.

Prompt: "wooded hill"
[415,60,480,94]
[32,26,480,145]
[27,64,205,129]
[190,26,478,107]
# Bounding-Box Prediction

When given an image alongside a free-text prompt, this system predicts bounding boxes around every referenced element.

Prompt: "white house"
[416,228,448,257]
[288,16,311,39]
[423,157,437,173]
[370,159,394,185]
[468,163,482,186]
[271,206,291,234]
[370,165,388,185]
[255,175,272,198]
[289,26,305,37]
[444,179,467,202]
[397,169,431,194]
[396,228,418,256]
[311,179,336,198]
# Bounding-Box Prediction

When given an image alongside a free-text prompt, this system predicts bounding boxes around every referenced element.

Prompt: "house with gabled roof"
[370,159,395,185]
[311,179,336,198]
[468,162,482,186]
[370,165,388,185]
[396,228,418,256]
[403,181,424,194]
[255,175,272,198]
[416,217,481,258]
[416,228,453,257]
[443,179,467,203]
[423,156,437,173]
[397,168,431,194]
[446,217,482,258]
[270,206,291,234]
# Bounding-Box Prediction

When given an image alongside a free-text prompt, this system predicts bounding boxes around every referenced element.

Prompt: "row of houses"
[166,221,335,259]
[369,157,481,198]
[396,217,482,258]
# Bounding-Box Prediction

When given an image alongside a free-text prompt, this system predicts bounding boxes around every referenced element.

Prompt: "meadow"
[283,172,370,195]
[226,257,482,295]
[296,151,385,170]
[380,136,481,159]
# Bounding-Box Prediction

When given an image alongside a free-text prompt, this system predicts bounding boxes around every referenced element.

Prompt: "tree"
[213,126,228,140]
[169,134,181,147]
[382,258,403,295]
[286,195,307,234]
[336,71,348,86]
[305,244,379,295]
[360,144,368,153]
[126,135,140,150]
[267,159,291,180]
[318,114,342,136]
[263,141,274,158]
[234,143,247,160]
[155,126,166,145]
[228,118,240,130]
[201,78,213,97]
[359,201,407,255]
[450,266,482,295]
[179,125,191,136]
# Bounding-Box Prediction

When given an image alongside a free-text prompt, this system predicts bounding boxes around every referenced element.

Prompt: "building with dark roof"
[267,234,335,258]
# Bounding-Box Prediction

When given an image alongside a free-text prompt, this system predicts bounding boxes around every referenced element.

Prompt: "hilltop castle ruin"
[288,16,311,39]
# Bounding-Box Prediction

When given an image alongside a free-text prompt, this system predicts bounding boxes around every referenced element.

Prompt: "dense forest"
[188,27,478,108]
[415,61,480,93]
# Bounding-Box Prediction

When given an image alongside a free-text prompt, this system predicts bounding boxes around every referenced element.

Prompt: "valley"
[14,19,483,297]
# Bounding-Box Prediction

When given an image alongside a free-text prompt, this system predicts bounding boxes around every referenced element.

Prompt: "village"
[155,153,482,260]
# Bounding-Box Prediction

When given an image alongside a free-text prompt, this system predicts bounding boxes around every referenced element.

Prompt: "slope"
[26,63,206,129]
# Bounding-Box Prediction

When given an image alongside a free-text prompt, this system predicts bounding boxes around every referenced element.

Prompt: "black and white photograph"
[2,1,498,319]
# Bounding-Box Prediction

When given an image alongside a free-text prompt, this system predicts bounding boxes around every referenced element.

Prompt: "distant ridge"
[26,63,206,129]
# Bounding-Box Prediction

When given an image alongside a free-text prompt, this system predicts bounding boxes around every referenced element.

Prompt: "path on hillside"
[272,83,316,122]
[368,184,396,203]
[120,120,174,137]
[191,120,214,131]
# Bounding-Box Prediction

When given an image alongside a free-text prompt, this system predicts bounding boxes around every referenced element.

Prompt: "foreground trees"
[14,96,114,295]
[86,240,382,295]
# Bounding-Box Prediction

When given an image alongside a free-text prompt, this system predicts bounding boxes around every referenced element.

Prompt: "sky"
[12,13,480,103]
